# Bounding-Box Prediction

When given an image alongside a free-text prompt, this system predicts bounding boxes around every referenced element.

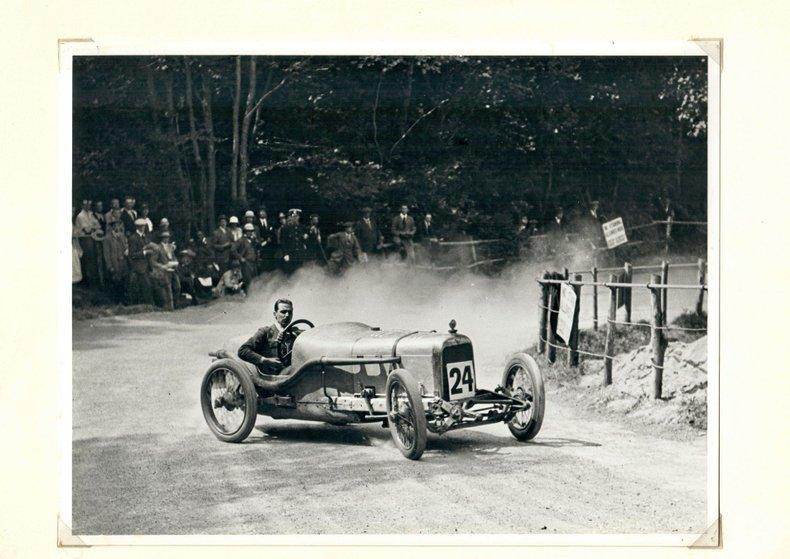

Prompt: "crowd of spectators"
[72,195,680,311]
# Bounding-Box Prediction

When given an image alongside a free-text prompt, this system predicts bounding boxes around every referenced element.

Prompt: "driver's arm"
[238,328,283,372]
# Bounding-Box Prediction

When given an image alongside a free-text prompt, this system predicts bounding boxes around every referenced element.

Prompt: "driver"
[237,298,294,374]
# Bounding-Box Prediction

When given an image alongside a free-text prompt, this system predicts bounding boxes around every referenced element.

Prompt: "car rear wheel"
[502,353,545,441]
[385,369,428,460]
[200,359,258,443]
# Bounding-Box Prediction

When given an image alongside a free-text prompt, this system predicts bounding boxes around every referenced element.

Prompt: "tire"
[200,358,258,443]
[501,353,545,441]
[385,369,428,460]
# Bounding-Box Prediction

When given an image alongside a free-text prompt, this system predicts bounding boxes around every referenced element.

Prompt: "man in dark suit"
[126,218,154,305]
[232,224,258,294]
[354,206,382,258]
[120,197,138,236]
[326,222,362,275]
[279,209,308,274]
[211,215,233,273]
[416,213,437,241]
[254,207,275,272]
[391,204,416,262]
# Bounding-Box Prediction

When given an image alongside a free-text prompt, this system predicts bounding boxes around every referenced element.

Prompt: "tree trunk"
[164,72,194,236]
[230,56,241,201]
[674,124,683,196]
[401,60,414,136]
[200,74,218,232]
[239,56,257,203]
[183,59,207,231]
[148,66,193,236]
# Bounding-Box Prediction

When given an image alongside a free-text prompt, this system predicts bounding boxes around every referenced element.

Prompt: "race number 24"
[445,360,475,400]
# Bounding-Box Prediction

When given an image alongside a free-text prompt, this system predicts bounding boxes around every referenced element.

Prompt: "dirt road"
[72,263,707,534]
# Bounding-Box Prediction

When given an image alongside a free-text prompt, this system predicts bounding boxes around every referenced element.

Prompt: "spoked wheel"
[501,353,545,441]
[385,369,428,460]
[200,359,258,443]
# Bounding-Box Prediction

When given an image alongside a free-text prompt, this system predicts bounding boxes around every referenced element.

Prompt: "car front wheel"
[385,369,428,460]
[200,359,258,443]
[502,353,545,441]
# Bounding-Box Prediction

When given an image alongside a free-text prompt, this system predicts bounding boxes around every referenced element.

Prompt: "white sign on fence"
[556,283,577,343]
[602,217,628,249]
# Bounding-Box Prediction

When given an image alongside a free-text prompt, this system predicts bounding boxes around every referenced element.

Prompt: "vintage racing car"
[201,319,545,460]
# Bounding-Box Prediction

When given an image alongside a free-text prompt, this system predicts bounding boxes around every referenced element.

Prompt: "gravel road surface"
[72,263,707,534]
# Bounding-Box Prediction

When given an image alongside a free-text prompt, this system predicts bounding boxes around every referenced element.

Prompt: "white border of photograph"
[58,38,720,547]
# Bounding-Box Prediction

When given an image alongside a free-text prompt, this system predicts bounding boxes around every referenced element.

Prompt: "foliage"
[73,55,708,241]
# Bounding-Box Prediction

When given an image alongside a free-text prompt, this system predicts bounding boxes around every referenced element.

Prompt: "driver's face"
[273,304,293,327]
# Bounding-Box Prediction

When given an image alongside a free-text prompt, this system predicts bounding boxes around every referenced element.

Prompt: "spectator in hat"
[279,209,308,274]
[306,214,326,265]
[147,230,180,311]
[326,221,362,275]
[139,204,154,239]
[93,201,107,233]
[391,204,416,262]
[126,218,154,305]
[158,216,170,234]
[71,208,83,284]
[274,211,287,245]
[192,230,219,298]
[103,220,129,302]
[75,199,102,287]
[212,214,233,273]
[354,206,383,259]
[232,224,258,294]
[213,260,244,298]
[120,197,138,236]
[255,207,275,272]
[229,216,243,242]
[175,249,206,305]
[105,198,122,231]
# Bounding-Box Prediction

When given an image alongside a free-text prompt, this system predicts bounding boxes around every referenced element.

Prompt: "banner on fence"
[602,217,628,249]
[556,283,577,343]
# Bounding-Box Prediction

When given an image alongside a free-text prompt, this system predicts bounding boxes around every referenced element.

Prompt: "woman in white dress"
[72,214,83,283]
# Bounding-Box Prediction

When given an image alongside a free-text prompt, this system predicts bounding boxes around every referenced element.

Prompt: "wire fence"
[536,261,708,399]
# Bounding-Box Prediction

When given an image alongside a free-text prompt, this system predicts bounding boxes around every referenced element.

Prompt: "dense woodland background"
[73,56,707,240]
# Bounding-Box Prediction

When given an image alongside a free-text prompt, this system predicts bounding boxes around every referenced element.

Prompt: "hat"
[134,218,147,226]
[243,223,254,232]
[229,216,239,224]
[361,206,372,212]
[309,213,319,219]
[180,249,197,258]
[288,208,302,216]
[158,230,171,239]
[160,217,169,225]
[244,210,255,218]
[340,221,354,228]
[218,214,227,222]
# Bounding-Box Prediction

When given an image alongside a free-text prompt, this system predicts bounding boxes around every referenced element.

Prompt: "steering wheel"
[276,319,315,366]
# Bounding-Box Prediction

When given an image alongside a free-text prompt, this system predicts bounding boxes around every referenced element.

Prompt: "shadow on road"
[252,421,601,455]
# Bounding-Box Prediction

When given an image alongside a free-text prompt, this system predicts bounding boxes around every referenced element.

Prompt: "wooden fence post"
[660,260,669,326]
[563,267,569,280]
[538,272,549,354]
[623,262,633,323]
[650,274,668,399]
[696,258,706,316]
[546,281,558,364]
[665,214,674,255]
[592,266,599,331]
[567,274,582,367]
[603,274,617,386]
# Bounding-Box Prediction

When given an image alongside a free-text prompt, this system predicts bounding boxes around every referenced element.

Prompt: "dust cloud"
[238,260,549,374]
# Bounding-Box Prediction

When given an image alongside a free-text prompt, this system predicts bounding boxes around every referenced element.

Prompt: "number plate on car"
[445,360,476,400]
